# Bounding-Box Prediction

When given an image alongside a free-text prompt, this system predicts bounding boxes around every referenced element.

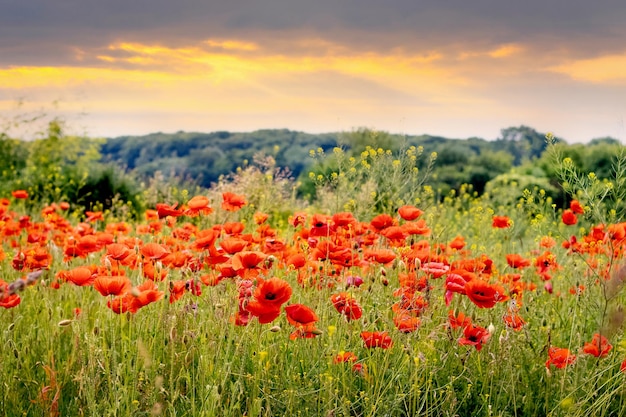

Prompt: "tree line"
[1,120,622,215]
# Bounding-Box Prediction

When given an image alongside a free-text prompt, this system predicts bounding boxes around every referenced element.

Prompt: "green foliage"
[306,144,436,219]
[545,134,626,222]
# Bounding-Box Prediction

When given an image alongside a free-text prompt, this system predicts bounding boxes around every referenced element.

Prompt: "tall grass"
[2,140,626,416]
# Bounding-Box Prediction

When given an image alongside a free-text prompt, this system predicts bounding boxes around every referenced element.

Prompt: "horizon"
[1,1,625,144]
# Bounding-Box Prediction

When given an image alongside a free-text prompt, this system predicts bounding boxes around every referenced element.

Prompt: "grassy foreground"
[2,147,626,417]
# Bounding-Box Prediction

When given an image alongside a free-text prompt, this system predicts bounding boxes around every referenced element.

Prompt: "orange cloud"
[547,53,626,84]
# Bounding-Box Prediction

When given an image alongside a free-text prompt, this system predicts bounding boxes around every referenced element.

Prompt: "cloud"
[547,53,626,84]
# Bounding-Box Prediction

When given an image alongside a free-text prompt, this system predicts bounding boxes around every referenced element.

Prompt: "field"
[2,144,626,417]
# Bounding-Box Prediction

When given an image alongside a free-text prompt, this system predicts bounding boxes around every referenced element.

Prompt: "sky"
[1,1,625,143]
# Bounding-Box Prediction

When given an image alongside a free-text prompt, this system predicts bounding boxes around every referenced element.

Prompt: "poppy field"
[2,146,626,417]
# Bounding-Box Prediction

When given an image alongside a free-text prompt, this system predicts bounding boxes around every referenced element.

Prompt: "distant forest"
[2,122,621,214]
[100,125,620,197]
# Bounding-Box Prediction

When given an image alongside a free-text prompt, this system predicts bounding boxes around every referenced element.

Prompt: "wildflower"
[458,324,491,351]
[361,331,393,349]
[421,261,449,278]
[85,211,104,222]
[285,304,319,340]
[140,243,170,260]
[285,303,318,326]
[221,192,247,211]
[93,275,132,297]
[0,280,21,308]
[11,190,29,199]
[445,273,469,305]
[106,243,132,261]
[449,235,466,250]
[60,266,96,286]
[506,254,531,269]
[570,200,584,214]
[561,209,577,226]
[345,275,364,288]
[156,203,184,218]
[309,213,331,237]
[331,292,363,321]
[370,214,395,231]
[245,277,292,324]
[546,346,576,369]
[219,237,249,254]
[503,312,526,331]
[231,251,268,278]
[363,249,396,265]
[334,351,358,364]
[254,212,269,225]
[398,205,423,221]
[582,333,612,358]
[464,279,509,308]
[393,311,421,333]
[492,216,511,228]
[184,195,213,216]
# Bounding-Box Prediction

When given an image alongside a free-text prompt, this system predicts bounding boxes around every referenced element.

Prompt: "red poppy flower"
[156,203,184,218]
[370,214,395,231]
[561,209,577,226]
[448,310,472,329]
[421,261,449,278]
[106,243,132,261]
[285,304,318,326]
[492,216,511,228]
[546,346,576,369]
[333,351,358,364]
[11,190,29,199]
[252,277,292,307]
[506,254,531,269]
[363,249,396,265]
[503,312,526,331]
[464,279,509,308]
[244,302,282,324]
[458,324,490,351]
[361,331,393,349]
[220,237,249,254]
[254,212,269,225]
[398,205,423,221]
[449,236,466,250]
[0,280,21,308]
[245,277,292,324]
[184,195,213,216]
[93,275,132,297]
[309,214,331,237]
[393,311,421,333]
[582,333,612,358]
[570,200,584,214]
[140,243,170,260]
[231,251,268,278]
[286,304,320,340]
[331,292,363,321]
[61,266,96,286]
[222,192,247,211]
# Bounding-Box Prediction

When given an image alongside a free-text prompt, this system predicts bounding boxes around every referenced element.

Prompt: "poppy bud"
[58,319,73,327]
[270,325,281,332]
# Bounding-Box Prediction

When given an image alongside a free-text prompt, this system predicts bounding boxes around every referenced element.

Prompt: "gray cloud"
[2,0,626,66]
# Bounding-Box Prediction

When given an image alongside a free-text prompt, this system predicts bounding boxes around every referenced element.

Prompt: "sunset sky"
[1,1,625,143]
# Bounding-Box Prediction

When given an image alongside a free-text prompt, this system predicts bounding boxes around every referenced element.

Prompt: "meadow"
[2,141,626,417]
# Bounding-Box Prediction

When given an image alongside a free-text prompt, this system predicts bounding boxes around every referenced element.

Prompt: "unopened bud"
[269,325,281,333]
[58,319,73,327]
